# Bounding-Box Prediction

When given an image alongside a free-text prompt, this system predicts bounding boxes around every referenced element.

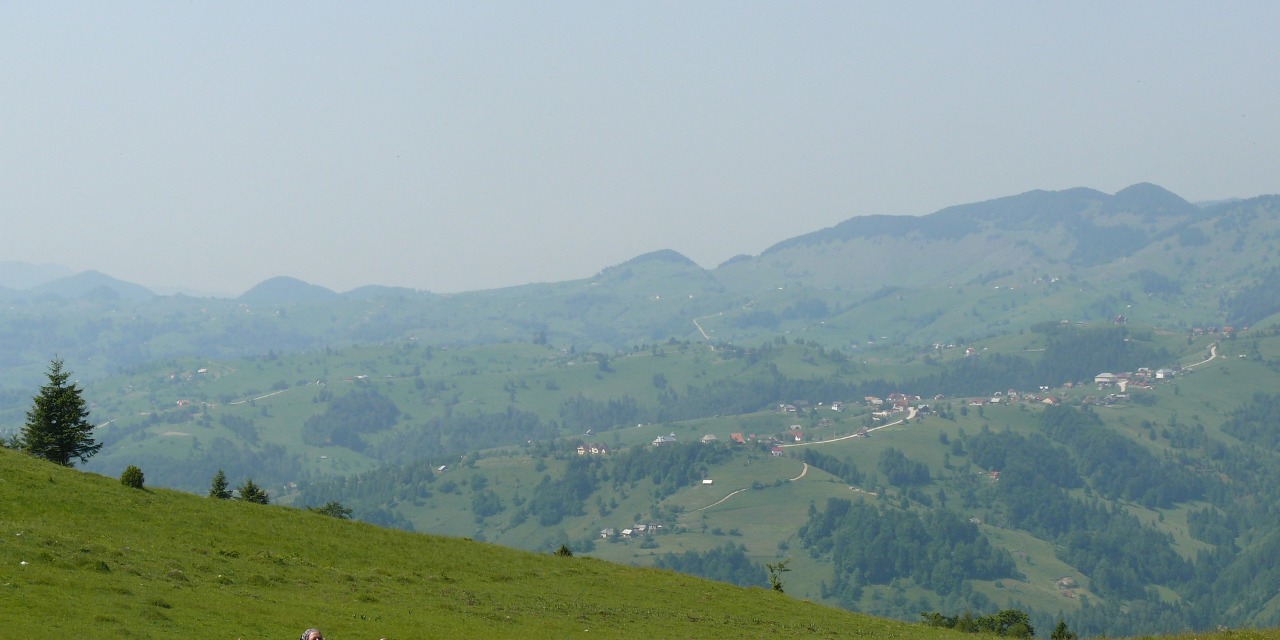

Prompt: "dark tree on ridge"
[21,359,101,467]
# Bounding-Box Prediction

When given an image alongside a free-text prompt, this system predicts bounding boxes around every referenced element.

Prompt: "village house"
[700,434,719,444]
[652,434,677,447]
[887,392,909,409]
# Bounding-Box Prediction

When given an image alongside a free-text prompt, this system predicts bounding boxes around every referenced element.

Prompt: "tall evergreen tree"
[21,359,101,467]
[209,469,232,499]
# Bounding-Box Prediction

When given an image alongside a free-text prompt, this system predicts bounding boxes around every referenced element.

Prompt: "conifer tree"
[209,469,232,499]
[1050,619,1076,640]
[21,359,101,467]
[236,478,270,504]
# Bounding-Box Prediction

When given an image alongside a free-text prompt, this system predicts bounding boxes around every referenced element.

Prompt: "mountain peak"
[33,270,155,302]
[238,276,337,304]
[617,249,699,268]
[1108,183,1196,216]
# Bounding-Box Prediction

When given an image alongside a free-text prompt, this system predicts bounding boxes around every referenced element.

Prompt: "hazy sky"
[3,2,1278,295]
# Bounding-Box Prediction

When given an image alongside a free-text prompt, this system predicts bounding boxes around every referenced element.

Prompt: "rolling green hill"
[1,185,1278,404]
[0,446,966,639]
[9,183,1280,638]
[48,321,1280,637]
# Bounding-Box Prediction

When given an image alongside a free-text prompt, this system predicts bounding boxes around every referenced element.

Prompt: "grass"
[1,446,980,639]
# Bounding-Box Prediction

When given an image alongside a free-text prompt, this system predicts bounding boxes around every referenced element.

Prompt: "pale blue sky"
[2,2,1277,295]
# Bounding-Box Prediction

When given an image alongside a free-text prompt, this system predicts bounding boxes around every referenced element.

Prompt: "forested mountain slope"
[8,183,1280,638]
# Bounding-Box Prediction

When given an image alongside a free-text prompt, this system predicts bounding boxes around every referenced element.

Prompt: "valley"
[5,184,1280,637]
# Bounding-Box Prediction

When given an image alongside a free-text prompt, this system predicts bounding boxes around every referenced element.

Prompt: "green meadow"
[2,446,969,639]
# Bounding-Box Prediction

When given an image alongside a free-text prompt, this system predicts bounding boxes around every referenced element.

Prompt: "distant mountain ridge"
[33,270,156,302]
[3,182,1280,393]
[0,183,1260,303]
[237,276,337,304]
[761,183,1196,255]
[0,260,73,289]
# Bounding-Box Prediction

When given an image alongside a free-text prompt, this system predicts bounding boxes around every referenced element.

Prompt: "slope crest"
[32,270,156,302]
[0,448,936,639]
[238,276,337,304]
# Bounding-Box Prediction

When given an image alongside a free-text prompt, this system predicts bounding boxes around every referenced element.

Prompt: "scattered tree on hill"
[310,500,352,519]
[921,609,1036,638]
[236,478,270,504]
[655,543,768,588]
[20,359,101,467]
[1050,619,1077,640]
[120,465,145,489]
[877,447,930,487]
[209,469,232,499]
[766,560,791,593]
[301,389,400,452]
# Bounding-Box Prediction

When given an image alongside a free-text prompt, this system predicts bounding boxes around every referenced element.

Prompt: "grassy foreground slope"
[2,448,953,640]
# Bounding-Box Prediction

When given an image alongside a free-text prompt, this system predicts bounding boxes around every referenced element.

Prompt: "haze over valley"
[6,4,1280,638]
[5,183,1280,637]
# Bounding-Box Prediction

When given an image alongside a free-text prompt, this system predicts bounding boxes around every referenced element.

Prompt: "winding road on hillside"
[685,463,810,515]
[692,313,721,341]
[779,407,917,449]
[788,462,809,481]
[1183,343,1218,370]
[682,408,916,516]
[680,340,1218,519]
[228,388,290,405]
[687,487,750,514]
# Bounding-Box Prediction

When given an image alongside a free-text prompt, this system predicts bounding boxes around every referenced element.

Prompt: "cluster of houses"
[1056,576,1079,599]
[966,390,1057,407]
[865,393,917,421]
[1094,367,1178,390]
[599,522,665,540]
[776,400,843,413]
[580,365,1188,457]
[1190,325,1237,336]
[576,443,611,455]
